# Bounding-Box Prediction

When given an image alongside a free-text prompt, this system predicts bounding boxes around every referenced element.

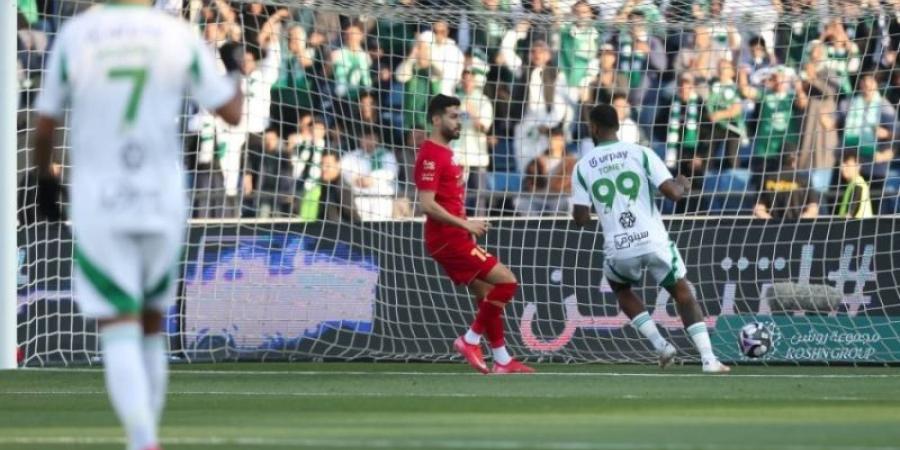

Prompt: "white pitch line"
[1,390,486,398]
[22,368,900,379]
[0,391,872,402]
[2,436,898,450]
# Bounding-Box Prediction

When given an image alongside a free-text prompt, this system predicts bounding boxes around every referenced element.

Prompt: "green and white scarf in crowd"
[370,147,388,172]
[292,140,324,193]
[825,44,858,94]
[844,93,883,157]
[560,24,599,88]
[332,48,372,98]
[754,90,797,158]
[667,93,701,152]
[707,80,746,136]
[616,33,648,89]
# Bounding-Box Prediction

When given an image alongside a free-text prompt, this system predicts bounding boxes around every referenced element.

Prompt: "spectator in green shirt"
[739,67,808,190]
[271,25,318,135]
[396,41,442,132]
[331,22,373,100]
[841,73,895,163]
[559,1,600,95]
[471,0,511,67]
[820,19,860,96]
[705,59,745,172]
[837,152,874,219]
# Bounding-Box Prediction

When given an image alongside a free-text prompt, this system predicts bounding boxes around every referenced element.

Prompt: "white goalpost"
[2,0,20,370]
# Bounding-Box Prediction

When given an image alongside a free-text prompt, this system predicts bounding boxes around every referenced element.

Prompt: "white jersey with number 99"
[571,141,674,259]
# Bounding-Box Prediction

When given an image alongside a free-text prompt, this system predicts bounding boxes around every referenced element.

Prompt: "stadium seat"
[703,169,751,192]
[703,169,753,214]
[879,171,900,214]
[487,172,522,192]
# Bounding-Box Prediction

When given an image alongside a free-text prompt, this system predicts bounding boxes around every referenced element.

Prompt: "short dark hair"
[748,35,766,49]
[611,92,629,103]
[322,149,341,161]
[360,126,379,138]
[427,94,461,123]
[589,104,620,130]
[358,91,376,102]
[842,151,860,164]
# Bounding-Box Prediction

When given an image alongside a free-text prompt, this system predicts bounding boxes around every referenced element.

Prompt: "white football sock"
[101,322,157,450]
[142,333,169,424]
[492,345,512,365]
[630,312,668,352]
[686,322,717,363]
[464,329,482,345]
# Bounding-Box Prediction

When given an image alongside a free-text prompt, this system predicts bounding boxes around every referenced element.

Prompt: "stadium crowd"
[16,0,900,221]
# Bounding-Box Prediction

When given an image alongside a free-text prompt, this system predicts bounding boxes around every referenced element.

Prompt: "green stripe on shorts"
[74,246,141,314]
[659,243,680,288]
[144,272,171,301]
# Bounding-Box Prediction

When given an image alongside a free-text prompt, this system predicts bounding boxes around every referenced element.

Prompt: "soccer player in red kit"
[414,94,534,374]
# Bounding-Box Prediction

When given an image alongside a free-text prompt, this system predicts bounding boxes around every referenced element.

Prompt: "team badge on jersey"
[121,141,145,171]
[619,211,636,229]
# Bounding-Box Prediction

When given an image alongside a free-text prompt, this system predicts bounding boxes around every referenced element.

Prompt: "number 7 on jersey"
[107,66,148,127]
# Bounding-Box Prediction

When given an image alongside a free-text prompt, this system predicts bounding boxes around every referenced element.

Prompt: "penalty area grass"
[1,363,899,450]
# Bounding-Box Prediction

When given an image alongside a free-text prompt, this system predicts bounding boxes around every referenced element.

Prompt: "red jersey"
[414,139,469,245]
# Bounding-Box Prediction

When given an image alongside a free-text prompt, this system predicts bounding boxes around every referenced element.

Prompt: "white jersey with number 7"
[35,5,236,232]
[571,141,674,259]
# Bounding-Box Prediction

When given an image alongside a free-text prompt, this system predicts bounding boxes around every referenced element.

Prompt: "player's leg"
[605,259,675,368]
[453,279,493,374]
[74,235,158,450]
[141,310,168,425]
[653,245,729,373]
[479,262,533,374]
[140,228,184,424]
[463,279,493,345]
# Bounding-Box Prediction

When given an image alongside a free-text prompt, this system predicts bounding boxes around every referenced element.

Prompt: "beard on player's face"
[439,121,461,141]
[445,126,460,140]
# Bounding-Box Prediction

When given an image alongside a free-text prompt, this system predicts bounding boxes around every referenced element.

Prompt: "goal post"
[13,0,900,367]
[2,0,20,370]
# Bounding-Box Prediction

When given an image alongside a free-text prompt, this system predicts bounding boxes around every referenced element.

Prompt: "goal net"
[14,0,900,366]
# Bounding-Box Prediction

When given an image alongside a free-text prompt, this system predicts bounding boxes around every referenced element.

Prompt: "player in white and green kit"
[33,1,242,448]
[571,105,729,374]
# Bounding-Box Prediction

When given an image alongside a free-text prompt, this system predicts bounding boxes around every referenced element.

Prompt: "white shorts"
[73,225,184,318]
[604,243,686,288]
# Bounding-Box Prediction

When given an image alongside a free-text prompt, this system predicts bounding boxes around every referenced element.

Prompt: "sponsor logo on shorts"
[613,231,649,249]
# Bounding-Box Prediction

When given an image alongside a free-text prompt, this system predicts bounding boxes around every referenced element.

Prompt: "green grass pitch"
[1,363,899,450]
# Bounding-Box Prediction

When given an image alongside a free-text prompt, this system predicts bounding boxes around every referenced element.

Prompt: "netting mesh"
[14,0,900,366]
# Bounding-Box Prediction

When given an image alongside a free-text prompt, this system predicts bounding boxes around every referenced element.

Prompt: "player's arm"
[34,116,57,179]
[191,32,243,126]
[572,205,592,228]
[658,175,691,202]
[570,164,592,228]
[419,191,487,237]
[32,30,69,220]
[644,148,690,203]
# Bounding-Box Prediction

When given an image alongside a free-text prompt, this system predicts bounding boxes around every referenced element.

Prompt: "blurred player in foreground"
[414,94,533,374]
[571,104,730,374]
[33,0,243,447]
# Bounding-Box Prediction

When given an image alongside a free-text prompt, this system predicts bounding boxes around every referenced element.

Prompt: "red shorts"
[427,238,499,285]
